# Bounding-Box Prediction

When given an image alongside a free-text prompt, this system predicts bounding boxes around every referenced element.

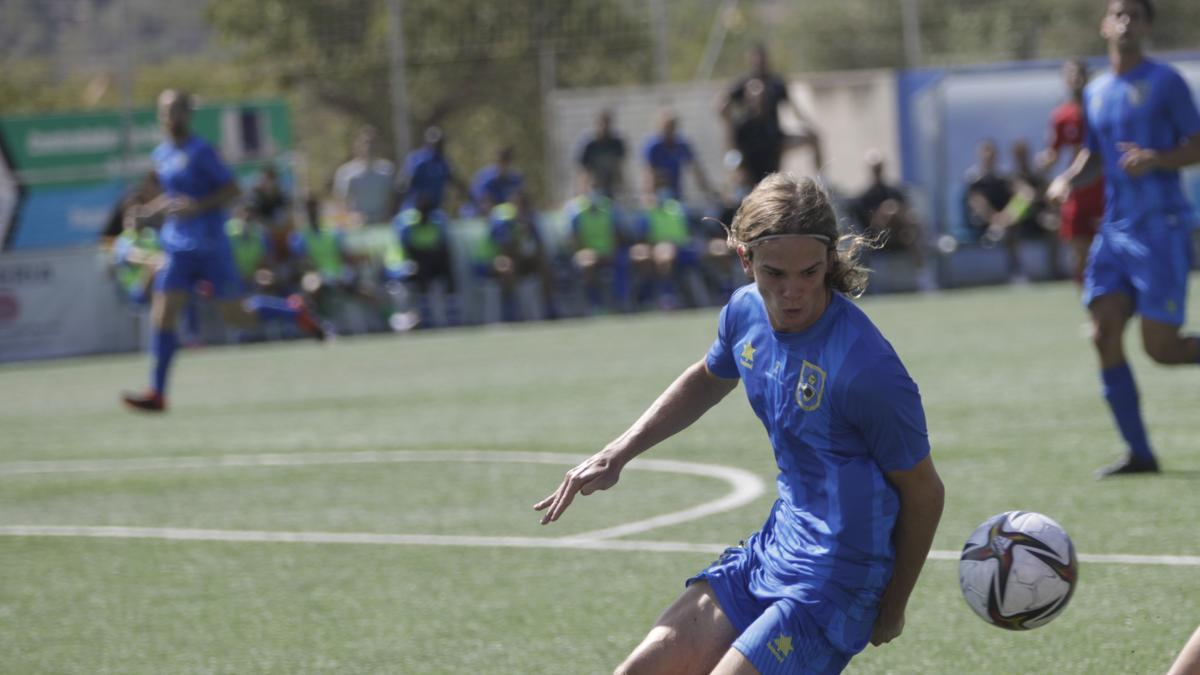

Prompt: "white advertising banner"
[0,247,139,362]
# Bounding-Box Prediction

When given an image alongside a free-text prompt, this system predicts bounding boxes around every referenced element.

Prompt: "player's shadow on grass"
[1158,468,1200,480]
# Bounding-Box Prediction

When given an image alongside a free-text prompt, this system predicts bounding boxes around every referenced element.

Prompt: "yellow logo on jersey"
[739,341,757,369]
[796,360,826,411]
[768,633,794,662]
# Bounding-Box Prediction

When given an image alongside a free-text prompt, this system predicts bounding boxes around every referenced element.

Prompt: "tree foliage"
[3,0,1197,200]
[205,0,656,201]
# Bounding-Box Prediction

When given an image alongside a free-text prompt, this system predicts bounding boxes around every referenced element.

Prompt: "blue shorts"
[156,247,243,300]
[688,546,852,675]
[1083,216,1194,326]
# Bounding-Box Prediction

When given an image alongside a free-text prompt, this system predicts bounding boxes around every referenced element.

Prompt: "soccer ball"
[958,510,1078,630]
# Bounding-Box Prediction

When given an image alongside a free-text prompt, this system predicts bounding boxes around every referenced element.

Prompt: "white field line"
[1,525,1198,567]
[0,450,767,542]
[1,451,1196,566]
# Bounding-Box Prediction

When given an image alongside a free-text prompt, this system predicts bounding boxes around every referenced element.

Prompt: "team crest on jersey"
[1128,80,1150,106]
[739,340,757,369]
[796,360,826,411]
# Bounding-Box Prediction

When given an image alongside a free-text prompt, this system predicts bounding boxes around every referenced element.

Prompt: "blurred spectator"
[642,110,719,204]
[850,150,935,291]
[630,170,704,309]
[246,164,294,265]
[470,146,524,214]
[964,139,1027,282]
[719,43,823,186]
[110,212,164,307]
[393,192,460,327]
[576,109,628,200]
[247,165,289,227]
[1039,58,1104,285]
[397,126,469,213]
[1007,139,1061,277]
[333,126,397,226]
[291,198,384,332]
[224,205,274,296]
[566,176,628,314]
[102,171,161,239]
[473,193,559,322]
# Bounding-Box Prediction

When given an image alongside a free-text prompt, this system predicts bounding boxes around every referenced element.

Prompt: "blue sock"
[1100,363,1154,462]
[151,330,178,396]
[245,295,299,322]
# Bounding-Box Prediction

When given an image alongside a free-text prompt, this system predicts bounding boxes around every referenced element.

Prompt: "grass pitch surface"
[2,279,1198,673]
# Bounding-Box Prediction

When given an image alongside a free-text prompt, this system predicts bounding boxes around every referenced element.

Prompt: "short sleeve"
[705,303,740,380]
[1163,69,1200,139]
[643,138,661,165]
[1083,90,1101,156]
[842,357,930,472]
[195,144,234,190]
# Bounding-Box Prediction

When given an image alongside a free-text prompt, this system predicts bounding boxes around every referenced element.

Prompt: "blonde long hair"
[725,173,874,297]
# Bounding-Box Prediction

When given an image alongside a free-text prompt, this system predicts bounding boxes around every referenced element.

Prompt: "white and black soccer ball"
[958,510,1078,630]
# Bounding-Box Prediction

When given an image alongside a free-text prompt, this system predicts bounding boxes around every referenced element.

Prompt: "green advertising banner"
[0,100,291,250]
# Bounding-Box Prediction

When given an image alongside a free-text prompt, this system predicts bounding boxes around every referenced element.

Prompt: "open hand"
[533,450,625,525]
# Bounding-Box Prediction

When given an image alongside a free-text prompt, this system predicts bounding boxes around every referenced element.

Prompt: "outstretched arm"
[534,359,738,524]
[1169,624,1200,675]
[871,455,945,646]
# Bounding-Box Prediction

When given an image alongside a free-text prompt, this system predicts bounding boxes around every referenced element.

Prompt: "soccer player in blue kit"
[122,90,324,412]
[1047,0,1200,477]
[536,173,945,674]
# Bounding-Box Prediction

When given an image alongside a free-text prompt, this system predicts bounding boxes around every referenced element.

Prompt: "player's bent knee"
[1143,334,1180,364]
[614,626,683,675]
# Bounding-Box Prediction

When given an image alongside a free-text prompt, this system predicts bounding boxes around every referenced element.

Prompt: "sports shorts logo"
[796,360,826,411]
[768,632,793,662]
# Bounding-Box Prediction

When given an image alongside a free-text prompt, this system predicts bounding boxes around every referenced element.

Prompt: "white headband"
[742,233,832,248]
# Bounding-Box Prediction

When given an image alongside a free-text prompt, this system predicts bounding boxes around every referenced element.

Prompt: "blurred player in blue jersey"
[1047,0,1200,477]
[536,173,945,674]
[121,89,324,412]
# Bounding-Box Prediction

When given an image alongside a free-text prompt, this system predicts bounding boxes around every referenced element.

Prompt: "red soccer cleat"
[288,294,328,341]
[121,390,166,413]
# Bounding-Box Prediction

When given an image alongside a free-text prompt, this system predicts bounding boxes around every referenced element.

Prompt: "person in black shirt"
[576,109,628,200]
[719,44,822,186]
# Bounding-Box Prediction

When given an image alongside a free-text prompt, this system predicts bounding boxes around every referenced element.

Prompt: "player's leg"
[1085,227,1158,475]
[1090,292,1157,475]
[1136,222,1199,366]
[123,290,187,411]
[123,250,193,411]
[1141,319,1200,365]
[615,580,739,675]
[213,259,326,341]
[711,599,851,675]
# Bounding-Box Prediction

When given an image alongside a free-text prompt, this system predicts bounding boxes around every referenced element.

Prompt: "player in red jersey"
[1040,59,1105,284]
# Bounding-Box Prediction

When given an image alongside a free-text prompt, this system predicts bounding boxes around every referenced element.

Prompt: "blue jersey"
[704,286,930,653]
[152,136,236,252]
[470,165,523,207]
[402,146,453,209]
[1085,59,1200,229]
[643,134,695,199]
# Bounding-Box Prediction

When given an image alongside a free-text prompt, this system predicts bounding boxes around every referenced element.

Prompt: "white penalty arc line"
[0,450,767,543]
[2,451,1197,567]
